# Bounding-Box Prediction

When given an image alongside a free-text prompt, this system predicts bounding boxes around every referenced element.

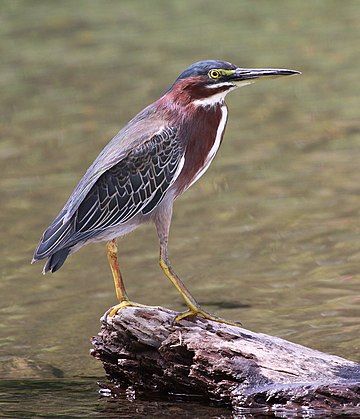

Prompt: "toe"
[175,308,241,327]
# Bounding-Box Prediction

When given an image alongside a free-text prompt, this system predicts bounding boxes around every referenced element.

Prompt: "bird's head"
[166,60,300,107]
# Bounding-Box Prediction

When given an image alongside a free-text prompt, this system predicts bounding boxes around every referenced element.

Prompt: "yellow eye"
[209,69,220,79]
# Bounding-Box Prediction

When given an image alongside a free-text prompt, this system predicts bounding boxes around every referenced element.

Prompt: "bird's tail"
[32,211,73,273]
[42,248,71,273]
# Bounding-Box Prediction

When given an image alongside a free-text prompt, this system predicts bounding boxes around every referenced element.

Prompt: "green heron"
[33,60,300,325]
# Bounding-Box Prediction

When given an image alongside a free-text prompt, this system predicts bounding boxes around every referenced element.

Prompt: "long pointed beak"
[232,68,301,85]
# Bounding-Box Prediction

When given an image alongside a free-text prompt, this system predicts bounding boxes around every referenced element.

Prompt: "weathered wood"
[91,306,360,414]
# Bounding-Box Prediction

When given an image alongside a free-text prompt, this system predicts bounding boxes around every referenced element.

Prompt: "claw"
[175,308,241,327]
[107,300,149,317]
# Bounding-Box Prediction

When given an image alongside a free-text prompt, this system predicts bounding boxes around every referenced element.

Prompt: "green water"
[1,0,359,416]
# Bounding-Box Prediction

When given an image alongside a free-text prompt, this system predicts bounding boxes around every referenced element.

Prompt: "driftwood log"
[91,306,360,415]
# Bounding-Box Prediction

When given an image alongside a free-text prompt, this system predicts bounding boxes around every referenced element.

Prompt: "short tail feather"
[33,211,73,273]
[43,248,71,274]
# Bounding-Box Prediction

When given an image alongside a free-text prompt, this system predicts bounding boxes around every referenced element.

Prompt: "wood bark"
[91,306,360,415]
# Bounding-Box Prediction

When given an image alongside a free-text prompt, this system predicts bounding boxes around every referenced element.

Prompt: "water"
[1,0,359,416]
[0,379,235,418]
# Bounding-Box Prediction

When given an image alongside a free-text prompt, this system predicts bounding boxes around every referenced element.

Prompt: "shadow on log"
[91,306,360,415]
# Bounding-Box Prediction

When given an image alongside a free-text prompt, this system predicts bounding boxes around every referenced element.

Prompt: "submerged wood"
[91,306,360,413]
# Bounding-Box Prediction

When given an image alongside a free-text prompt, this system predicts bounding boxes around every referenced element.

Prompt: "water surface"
[0,0,359,416]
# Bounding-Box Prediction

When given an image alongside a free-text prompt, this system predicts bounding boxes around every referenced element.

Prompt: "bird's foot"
[106,300,149,317]
[175,307,241,327]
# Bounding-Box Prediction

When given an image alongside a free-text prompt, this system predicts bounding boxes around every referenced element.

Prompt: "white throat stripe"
[193,86,236,107]
[207,82,235,89]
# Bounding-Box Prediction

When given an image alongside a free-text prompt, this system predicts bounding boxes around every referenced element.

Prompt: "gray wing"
[63,105,167,223]
[73,126,184,234]
[33,126,184,261]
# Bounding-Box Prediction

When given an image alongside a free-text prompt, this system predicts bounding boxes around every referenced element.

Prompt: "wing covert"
[74,127,184,233]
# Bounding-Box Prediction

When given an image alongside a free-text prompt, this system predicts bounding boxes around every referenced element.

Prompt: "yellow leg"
[106,239,147,317]
[107,239,128,303]
[159,257,241,327]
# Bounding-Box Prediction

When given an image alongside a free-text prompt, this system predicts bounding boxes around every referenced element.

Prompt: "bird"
[32,60,300,325]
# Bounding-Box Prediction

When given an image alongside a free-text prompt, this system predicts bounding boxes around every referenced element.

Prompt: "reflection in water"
[0,379,234,418]
[0,0,359,416]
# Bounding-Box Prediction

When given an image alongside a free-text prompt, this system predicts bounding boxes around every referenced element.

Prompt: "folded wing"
[33,126,185,263]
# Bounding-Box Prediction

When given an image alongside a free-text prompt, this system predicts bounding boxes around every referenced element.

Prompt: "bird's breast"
[173,104,228,195]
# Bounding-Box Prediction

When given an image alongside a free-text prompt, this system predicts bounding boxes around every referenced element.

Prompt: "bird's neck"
[162,77,235,109]
[156,92,229,195]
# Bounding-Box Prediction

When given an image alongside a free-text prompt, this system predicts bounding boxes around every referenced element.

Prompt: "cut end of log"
[91,306,360,415]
